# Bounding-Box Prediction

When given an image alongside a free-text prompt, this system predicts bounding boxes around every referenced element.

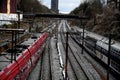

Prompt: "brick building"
[0,0,17,13]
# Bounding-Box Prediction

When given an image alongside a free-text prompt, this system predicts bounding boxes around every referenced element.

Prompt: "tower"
[51,0,59,13]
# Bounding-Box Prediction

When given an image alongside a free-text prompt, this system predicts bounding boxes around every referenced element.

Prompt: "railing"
[0,32,48,80]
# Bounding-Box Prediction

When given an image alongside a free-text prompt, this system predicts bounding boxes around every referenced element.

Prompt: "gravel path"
[50,37,63,80]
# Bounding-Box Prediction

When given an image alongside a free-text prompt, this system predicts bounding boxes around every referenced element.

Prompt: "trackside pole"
[17,11,20,42]
[65,32,68,80]
[107,33,111,80]
[81,23,85,54]
[11,31,14,63]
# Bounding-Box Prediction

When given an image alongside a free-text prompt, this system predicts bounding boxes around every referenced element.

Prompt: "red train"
[0,32,48,80]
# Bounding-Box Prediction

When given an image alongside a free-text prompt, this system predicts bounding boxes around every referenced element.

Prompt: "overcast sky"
[43,0,85,13]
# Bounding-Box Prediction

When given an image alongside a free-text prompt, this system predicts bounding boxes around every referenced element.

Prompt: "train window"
[111,50,120,59]
[111,51,116,55]
[111,47,120,54]
[111,48,114,51]
[118,50,120,53]
[102,49,107,54]
[112,47,119,53]
[100,54,103,59]
[96,45,101,50]
[85,36,97,42]
[111,60,120,72]
[116,49,119,53]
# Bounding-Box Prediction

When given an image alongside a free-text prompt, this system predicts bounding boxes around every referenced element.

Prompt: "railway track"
[39,37,63,80]
[59,23,88,80]
[58,22,78,80]
[39,38,52,80]
[71,27,117,80]
[1,20,117,80]
[27,22,63,80]
[58,33,77,80]
[59,20,102,80]
[26,38,51,80]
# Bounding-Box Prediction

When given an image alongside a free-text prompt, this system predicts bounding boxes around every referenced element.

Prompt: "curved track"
[58,20,103,80]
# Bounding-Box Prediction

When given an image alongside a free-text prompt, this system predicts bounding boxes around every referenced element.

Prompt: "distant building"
[0,0,17,13]
[51,0,59,13]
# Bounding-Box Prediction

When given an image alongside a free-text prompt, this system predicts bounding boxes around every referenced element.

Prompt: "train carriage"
[76,28,120,77]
